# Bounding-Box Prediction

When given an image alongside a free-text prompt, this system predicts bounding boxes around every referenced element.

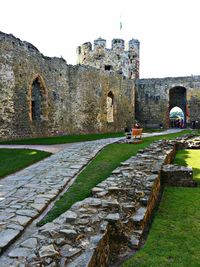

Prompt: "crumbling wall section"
[0,32,135,140]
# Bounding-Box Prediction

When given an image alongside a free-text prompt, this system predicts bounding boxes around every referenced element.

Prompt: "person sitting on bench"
[124,127,131,139]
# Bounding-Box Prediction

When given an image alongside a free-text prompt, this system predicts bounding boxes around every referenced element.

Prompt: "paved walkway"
[142,128,183,137]
[0,137,121,255]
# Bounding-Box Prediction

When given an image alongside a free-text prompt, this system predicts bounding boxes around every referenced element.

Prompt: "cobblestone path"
[0,138,121,257]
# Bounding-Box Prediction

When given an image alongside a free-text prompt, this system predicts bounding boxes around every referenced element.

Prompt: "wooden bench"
[131,128,143,143]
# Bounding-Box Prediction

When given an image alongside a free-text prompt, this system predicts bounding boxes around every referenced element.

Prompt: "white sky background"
[1,0,200,78]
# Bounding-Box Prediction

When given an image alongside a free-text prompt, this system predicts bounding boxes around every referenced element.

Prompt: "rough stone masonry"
[0,31,135,140]
[1,30,200,140]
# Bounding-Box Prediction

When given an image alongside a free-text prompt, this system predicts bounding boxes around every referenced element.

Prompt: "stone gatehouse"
[136,76,200,129]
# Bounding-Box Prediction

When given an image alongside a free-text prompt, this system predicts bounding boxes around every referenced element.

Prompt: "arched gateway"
[168,86,186,128]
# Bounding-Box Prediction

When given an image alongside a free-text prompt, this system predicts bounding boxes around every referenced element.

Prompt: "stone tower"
[77,37,140,79]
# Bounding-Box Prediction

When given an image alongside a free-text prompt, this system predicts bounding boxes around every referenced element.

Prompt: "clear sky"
[1,0,200,78]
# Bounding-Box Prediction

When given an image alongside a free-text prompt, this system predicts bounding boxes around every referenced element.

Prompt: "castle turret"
[93,37,106,60]
[111,39,125,53]
[77,37,140,79]
[94,37,106,50]
[76,42,92,64]
[128,39,140,56]
[128,39,140,79]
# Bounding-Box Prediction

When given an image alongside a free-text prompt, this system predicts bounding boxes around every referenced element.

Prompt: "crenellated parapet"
[77,37,140,79]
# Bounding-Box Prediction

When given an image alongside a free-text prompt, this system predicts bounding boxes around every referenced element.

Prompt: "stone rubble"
[180,135,200,149]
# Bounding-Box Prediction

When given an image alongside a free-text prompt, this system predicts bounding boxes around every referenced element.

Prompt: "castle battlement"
[77,37,140,79]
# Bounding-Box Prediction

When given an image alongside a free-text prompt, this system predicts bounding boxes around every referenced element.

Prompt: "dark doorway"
[31,78,42,121]
[169,86,186,128]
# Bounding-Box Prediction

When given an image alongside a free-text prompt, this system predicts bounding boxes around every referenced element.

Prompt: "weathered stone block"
[161,164,197,187]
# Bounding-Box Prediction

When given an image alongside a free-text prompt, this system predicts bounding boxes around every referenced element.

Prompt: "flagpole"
[120,15,122,31]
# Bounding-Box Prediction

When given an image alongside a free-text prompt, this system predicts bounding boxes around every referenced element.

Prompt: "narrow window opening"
[31,78,42,121]
[105,65,112,71]
[29,75,48,122]
[107,91,114,123]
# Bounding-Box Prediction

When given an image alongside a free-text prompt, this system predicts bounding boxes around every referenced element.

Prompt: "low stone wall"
[162,164,197,187]
[174,134,198,149]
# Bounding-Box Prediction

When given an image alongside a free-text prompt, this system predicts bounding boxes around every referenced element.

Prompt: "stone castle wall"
[0,32,135,140]
[136,76,200,128]
[1,30,200,139]
[77,37,140,79]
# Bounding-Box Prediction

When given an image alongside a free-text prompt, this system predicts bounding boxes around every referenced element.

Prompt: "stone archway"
[168,86,186,128]
[28,75,48,122]
[169,106,184,128]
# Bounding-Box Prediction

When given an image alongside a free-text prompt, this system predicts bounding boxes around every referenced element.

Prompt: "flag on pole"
[120,15,122,31]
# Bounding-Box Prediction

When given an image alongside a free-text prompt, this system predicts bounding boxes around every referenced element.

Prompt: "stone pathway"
[142,128,183,137]
[0,137,121,257]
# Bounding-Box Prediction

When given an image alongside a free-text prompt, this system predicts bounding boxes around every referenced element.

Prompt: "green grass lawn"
[0,132,124,145]
[38,129,194,226]
[122,148,200,267]
[174,149,200,184]
[0,128,191,145]
[0,149,51,179]
[122,187,200,267]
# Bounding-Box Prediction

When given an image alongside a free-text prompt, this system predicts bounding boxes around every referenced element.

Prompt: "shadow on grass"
[193,167,200,185]
[174,149,200,184]
[0,149,51,179]
[173,149,190,166]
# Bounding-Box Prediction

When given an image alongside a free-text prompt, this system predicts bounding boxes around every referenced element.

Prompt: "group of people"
[170,118,184,128]
[176,118,184,128]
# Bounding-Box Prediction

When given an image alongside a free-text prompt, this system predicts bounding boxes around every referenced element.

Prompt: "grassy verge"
[0,128,191,145]
[38,129,193,226]
[0,149,51,179]
[122,187,200,267]
[174,149,200,184]
[122,144,200,266]
[0,132,124,145]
